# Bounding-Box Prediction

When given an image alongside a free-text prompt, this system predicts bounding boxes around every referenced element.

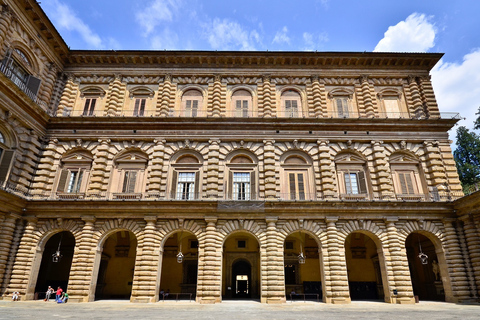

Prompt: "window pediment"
[129,86,155,98]
[328,88,354,99]
[61,151,93,165]
[390,153,419,164]
[177,155,200,164]
[377,88,402,99]
[116,151,148,165]
[335,153,365,164]
[80,86,106,97]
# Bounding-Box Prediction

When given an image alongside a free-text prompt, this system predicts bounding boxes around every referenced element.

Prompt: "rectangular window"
[133,98,146,116]
[397,171,416,194]
[177,172,196,200]
[336,97,349,117]
[289,172,305,200]
[384,98,400,118]
[83,98,96,116]
[343,171,367,194]
[233,172,251,200]
[285,100,298,117]
[66,169,84,193]
[235,100,249,117]
[185,100,198,117]
[122,170,138,193]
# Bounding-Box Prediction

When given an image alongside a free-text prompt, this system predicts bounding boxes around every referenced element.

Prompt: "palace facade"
[1,0,480,304]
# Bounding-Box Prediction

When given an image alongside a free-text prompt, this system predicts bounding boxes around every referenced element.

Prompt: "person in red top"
[55,287,63,302]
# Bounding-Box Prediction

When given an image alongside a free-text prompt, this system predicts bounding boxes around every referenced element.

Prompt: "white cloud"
[374,13,435,52]
[135,0,181,36]
[303,32,329,51]
[203,18,261,51]
[272,26,290,45]
[45,0,103,49]
[150,29,179,50]
[431,49,480,137]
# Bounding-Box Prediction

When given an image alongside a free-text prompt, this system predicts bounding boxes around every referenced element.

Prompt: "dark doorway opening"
[232,260,251,299]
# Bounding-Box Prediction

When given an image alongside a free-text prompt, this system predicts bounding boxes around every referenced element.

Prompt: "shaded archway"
[345,232,386,301]
[284,232,322,301]
[222,232,260,300]
[405,232,445,301]
[34,231,75,299]
[159,231,199,301]
[95,230,137,300]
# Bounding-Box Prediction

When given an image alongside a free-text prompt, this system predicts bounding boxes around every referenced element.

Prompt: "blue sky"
[40,0,480,142]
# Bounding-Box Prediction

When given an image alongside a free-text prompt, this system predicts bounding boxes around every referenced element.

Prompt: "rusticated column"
[455,219,478,299]
[157,74,173,117]
[56,73,78,116]
[209,74,224,117]
[0,5,14,57]
[264,217,285,303]
[423,140,447,191]
[459,214,480,298]
[147,139,166,194]
[324,217,350,303]
[197,217,221,303]
[131,216,161,302]
[0,213,19,291]
[407,76,424,118]
[419,75,440,118]
[384,218,415,303]
[89,139,111,193]
[263,139,276,199]
[38,63,58,111]
[67,217,96,302]
[7,217,38,300]
[206,139,220,198]
[371,141,394,199]
[317,140,335,198]
[310,75,326,118]
[360,75,375,117]
[259,75,274,117]
[105,74,125,116]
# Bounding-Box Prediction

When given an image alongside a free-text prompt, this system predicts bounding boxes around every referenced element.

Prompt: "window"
[226,154,257,200]
[281,90,302,117]
[177,172,196,200]
[237,240,247,248]
[56,151,93,197]
[65,169,84,193]
[182,90,203,117]
[390,153,425,199]
[233,172,251,200]
[231,89,252,117]
[1,48,41,100]
[83,98,96,116]
[377,89,404,118]
[122,170,138,193]
[335,97,349,117]
[289,172,305,200]
[383,97,400,118]
[111,151,148,198]
[133,98,146,116]
[335,153,370,199]
[328,88,355,118]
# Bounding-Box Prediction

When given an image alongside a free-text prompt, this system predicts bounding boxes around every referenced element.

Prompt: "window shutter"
[125,171,137,193]
[289,173,296,200]
[344,172,351,194]
[170,171,178,199]
[26,75,41,97]
[358,171,367,194]
[297,173,305,200]
[0,150,14,184]
[134,99,140,115]
[89,99,96,116]
[236,100,242,110]
[228,171,233,199]
[140,99,146,115]
[405,173,415,194]
[83,99,91,115]
[398,173,407,194]
[56,169,69,192]
[250,171,256,200]
[186,100,192,111]
[194,171,200,199]
[292,100,298,115]
[336,98,343,117]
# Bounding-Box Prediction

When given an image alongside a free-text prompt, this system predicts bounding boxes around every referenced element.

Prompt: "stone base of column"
[198,297,220,304]
[265,297,285,304]
[326,297,351,304]
[389,296,415,304]
[130,297,152,303]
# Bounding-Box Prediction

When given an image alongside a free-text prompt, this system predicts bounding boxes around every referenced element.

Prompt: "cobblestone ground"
[1,300,479,320]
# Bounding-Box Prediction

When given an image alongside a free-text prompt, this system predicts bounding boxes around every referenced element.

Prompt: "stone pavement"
[0,300,479,320]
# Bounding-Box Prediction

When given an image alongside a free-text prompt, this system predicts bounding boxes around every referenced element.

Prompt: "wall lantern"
[52,233,63,263]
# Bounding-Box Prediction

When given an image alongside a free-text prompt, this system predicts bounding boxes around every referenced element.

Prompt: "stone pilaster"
[206,139,220,198]
[197,217,221,303]
[263,139,276,199]
[67,217,95,302]
[264,217,285,303]
[407,76,424,118]
[89,139,111,193]
[324,217,350,303]
[38,63,58,111]
[384,218,415,303]
[371,140,394,198]
[147,139,166,193]
[455,219,478,299]
[0,5,14,57]
[459,215,480,298]
[419,75,440,118]
[209,75,225,117]
[157,74,173,117]
[259,75,274,117]
[131,216,161,302]
[310,75,325,118]
[317,140,334,198]
[0,213,19,291]
[32,138,58,194]
[105,74,125,116]
[423,140,447,191]
[360,75,375,117]
[56,74,78,116]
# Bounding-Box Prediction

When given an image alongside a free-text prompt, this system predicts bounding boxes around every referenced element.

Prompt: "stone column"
[0,5,14,57]
[407,76,424,118]
[197,217,222,303]
[317,140,335,198]
[209,74,224,117]
[441,218,470,302]
[206,139,220,198]
[105,74,125,116]
[263,139,276,199]
[455,219,478,299]
[458,214,480,298]
[0,213,19,291]
[371,141,393,199]
[56,73,78,116]
[384,218,415,303]
[147,138,166,194]
[324,217,350,303]
[7,217,38,300]
[264,217,285,303]
[360,75,375,117]
[67,216,96,302]
[131,216,160,302]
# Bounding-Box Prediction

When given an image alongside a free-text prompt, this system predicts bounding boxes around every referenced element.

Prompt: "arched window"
[56,150,93,198]
[170,154,202,200]
[377,89,405,118]
[389,153,426,200]
[281,90,302,117]
[335,152,370,199]
[226,153,257,200]
[111,151,149,199]
[181,90,203,117]
[1,47,41,99]
[280,153,313,200]
[328,88,355,118]
[78,87,106,117]
[231,89,252,117]
[129,86,155,116]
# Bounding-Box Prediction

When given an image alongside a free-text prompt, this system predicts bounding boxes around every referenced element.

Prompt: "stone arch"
[9,40,40,74]
[327,87,355,99]
[169,149,205,164]
[337,220,388,244]
[225,149,258,164]
[229,86,256,98]
[277,220,326,245]
[158,219,205,247]
[79,86,107,97]
[179,86,207,98]
[218,220,267,245]
[280,150,313,165]
[0,123,19,149]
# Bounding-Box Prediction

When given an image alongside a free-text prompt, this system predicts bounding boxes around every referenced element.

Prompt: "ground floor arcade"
[0,213,477,304]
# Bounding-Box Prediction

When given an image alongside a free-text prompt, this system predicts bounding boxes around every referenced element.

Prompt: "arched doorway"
[95,230,137,300]
[405,232,445,301]
[159,231,198,301]
[284,232,322,301]
[345,232,386,301]
[222,232,260,300]
[34,231,75,300]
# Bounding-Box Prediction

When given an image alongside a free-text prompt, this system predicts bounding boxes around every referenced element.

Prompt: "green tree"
[454,106,480,191]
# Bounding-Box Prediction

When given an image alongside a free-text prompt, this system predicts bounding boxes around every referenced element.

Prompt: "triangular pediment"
[62,150,93,163]
[116,151,149,163]
[335,153,365,163]
[390,153,419,164]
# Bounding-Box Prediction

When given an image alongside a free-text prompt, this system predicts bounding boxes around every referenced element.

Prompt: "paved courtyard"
[0,300,479,320]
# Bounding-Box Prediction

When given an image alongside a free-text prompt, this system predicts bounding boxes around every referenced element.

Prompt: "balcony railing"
[0,60,48,110]
[56,108,461,120]
[0,181,465,203]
